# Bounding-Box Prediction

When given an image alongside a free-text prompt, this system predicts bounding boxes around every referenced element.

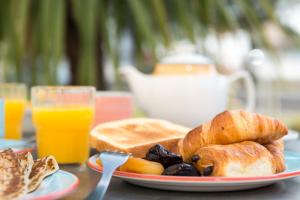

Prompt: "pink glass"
[94,91,133,126]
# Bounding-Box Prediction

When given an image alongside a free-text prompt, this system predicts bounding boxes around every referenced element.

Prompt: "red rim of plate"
[29,171,79,200]
[14,147,34,154]
[88,155,300,182]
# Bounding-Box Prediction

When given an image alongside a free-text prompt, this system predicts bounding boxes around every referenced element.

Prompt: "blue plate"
[24,170,79,200]
[284,151,300,172]
[0,139,34,152]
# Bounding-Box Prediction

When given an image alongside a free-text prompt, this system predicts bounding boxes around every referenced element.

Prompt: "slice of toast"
[90,118,190,157]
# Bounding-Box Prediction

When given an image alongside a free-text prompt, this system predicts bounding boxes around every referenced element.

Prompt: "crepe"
[28,155,59,192]
[0,149,59,199]
[0,149,27,199]
[18,152,34,184]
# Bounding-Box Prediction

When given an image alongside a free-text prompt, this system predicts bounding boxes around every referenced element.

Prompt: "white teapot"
[120,53,255,127]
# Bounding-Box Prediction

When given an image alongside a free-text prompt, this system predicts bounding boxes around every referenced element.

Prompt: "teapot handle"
[228,71,256,111]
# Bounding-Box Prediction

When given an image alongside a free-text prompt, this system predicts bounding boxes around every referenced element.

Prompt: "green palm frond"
[150,0,171,47]
[0,0,292,87]
[4,0,29,81]
[72,0,98,85]
[173,0,195,42]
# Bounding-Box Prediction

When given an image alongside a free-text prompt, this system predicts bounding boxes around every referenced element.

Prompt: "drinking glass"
[0,83,27,140]
[94,91,133,126]
[31,86,95,164]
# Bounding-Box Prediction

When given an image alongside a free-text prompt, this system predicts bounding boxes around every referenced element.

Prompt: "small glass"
[94,91,133,126]
[0,83,27,140]
[31,86,95,164]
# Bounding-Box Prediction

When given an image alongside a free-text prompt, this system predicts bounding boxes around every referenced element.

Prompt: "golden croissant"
[178,110,288,162]
[191,141,276,177]
[264,139,285,173]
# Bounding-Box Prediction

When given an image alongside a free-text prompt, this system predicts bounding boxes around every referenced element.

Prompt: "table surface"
[59,139,300,200]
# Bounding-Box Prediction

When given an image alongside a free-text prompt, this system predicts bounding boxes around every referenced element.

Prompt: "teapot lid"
[160,52,213,65]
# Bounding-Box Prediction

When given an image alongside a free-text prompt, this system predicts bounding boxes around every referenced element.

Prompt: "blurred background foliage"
[0,0,296,89]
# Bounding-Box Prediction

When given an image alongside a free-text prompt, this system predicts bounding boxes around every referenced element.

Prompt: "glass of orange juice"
[31,86,95,164]
[0,83,27,140]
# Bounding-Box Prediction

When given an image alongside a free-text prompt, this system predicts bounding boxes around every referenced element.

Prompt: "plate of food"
[0,148,79,199]
[88,110,300,191]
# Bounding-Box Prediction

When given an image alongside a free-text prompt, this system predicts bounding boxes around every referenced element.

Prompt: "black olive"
[146,144,183,168]
[203,165,214,176]
[191,155,200,163]
[163,163,199,176]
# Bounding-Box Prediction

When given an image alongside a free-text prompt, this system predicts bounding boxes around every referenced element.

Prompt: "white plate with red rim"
[88,151,300,192]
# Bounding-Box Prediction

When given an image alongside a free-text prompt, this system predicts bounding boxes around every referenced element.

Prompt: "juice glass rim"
[0,83,26,89]
[31,86,96,96]
[31,86,95,91]
[0,83,27,100]
[31,86,96,107]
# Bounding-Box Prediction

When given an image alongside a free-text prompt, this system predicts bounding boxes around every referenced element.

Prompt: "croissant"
[264,139,285,173]
[178,110,288,162]
[191,141,276,177]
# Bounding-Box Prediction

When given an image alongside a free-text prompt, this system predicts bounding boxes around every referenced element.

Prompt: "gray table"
[60,140,300,200]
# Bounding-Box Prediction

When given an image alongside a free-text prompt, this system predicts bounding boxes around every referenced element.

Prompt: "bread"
[264,139,285,173]
[0,149,59,198]
[0,149,28,199]
[178,110,288,162]
[192,141,276,177]
[90,118,190,158]
[28,155,59,192]
[18,152,34,189]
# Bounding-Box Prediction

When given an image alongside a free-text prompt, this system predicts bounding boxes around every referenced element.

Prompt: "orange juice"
[4,99,26,140]
[32,106,94,164]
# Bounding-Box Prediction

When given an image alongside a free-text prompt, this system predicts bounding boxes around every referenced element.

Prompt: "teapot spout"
[119,65,147,88]
[119,66,149,111]
[119,65,144,79]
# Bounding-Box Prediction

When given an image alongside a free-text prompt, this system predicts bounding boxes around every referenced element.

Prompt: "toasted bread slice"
[90,118,190,157]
